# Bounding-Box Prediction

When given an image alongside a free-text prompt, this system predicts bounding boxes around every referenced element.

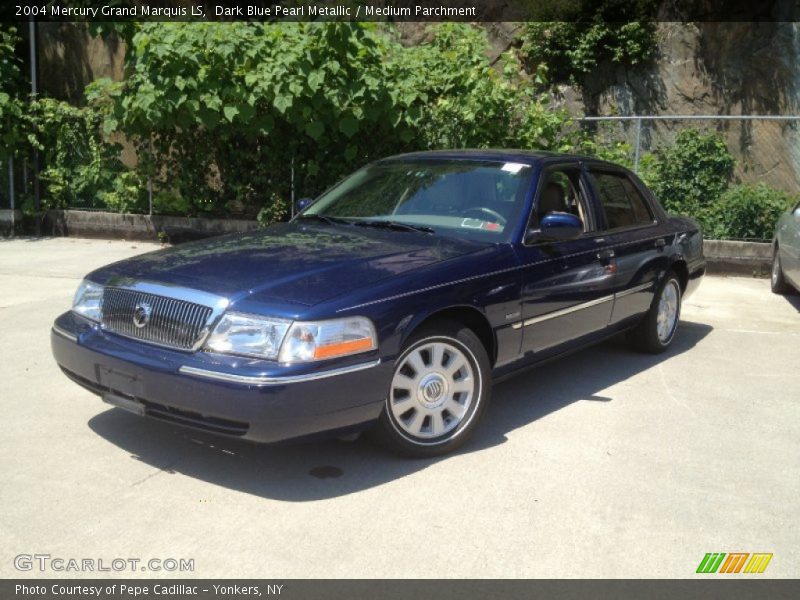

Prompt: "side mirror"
[295,197,314,213]
[527,211,583,243]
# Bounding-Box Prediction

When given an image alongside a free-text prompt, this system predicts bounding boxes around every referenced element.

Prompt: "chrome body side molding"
[178,359,382,387]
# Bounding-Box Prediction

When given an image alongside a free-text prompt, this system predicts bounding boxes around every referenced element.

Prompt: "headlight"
[278,316,377,363]
[204,314,377,363]
[72,280,104,322]
[205,312,292,360]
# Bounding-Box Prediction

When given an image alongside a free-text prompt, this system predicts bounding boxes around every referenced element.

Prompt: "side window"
[590,171,654,230]
[530,168,592,233]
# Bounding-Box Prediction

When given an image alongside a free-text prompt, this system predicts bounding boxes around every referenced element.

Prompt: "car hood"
[88,222,486,306]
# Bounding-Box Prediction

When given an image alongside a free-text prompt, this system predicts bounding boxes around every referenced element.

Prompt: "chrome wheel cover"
[389,340,476,441]
[656,279,680,343]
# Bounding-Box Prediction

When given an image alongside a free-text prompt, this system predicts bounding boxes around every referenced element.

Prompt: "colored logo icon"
[696,553,772,574]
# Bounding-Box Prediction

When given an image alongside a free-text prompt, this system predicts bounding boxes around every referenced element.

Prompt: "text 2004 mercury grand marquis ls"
[52,150,705,457]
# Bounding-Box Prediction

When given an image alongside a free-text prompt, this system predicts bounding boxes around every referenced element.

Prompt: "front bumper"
[51,312,389,443]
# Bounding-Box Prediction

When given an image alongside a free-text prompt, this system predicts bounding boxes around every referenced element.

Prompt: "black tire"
[628,272,682,354]
[771,247,791,294]
[372,319,492,458]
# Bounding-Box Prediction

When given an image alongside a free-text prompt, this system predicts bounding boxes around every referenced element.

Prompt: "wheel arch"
[668,257,689,292]
[400,305,497,367]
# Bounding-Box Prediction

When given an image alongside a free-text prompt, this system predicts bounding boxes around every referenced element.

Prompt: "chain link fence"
[575,115,800,194]
[3,115,800,217]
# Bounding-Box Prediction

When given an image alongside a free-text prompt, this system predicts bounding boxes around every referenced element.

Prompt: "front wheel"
[372,321,491,458]
[628,273,682,354]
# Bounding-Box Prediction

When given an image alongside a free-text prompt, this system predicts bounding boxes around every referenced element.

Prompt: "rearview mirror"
[295,197,314,213]
[526,212,583,243]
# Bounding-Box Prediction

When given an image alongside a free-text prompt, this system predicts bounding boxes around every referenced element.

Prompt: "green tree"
[96,22,424,216]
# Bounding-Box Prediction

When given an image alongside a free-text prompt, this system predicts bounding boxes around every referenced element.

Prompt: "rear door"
[585,167,664,325]
[516,162,617,355]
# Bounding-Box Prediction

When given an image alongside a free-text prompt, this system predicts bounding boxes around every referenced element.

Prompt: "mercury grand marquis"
[51,150,705,457]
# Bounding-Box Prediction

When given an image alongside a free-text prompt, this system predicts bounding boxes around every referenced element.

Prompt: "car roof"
[377,149,623,169]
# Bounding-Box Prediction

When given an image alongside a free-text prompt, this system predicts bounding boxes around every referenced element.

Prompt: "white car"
[772,199,800,294]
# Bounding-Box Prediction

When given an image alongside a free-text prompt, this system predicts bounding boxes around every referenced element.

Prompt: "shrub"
[2,25,135,214]
[646,128,735,223]
[26,98,135,213]
[392,24,580,152]
[642,129,793,240]
[519,1,658,86]
[707,183,795,241]
[395,23,522,149]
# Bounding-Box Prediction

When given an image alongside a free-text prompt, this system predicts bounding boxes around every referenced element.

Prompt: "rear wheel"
[771,248,790,294]
[373,320,491,458]
[628,273,682,354]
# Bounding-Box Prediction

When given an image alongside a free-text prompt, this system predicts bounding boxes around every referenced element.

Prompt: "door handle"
[655,238,666,248]
[597,248,615,261]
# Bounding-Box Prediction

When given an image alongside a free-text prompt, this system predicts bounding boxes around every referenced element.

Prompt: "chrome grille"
[101,287,213,350]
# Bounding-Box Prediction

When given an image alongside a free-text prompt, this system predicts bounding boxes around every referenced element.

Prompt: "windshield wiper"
[297,214,351,226]
[354,220,435,234]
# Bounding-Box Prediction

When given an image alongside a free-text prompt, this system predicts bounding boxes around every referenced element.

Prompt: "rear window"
[590,171,654,230]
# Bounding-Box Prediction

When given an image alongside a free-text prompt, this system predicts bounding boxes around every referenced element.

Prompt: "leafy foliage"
[2,25,131,215]
[706,183,796,241]
[9,22,613,218]
[256,192,290,227]
[9,20,787,243]
[94,22,418,216]
[640,129,794,240]
[645,129,735,223]
[393,24,583,152]
[24,98,135,213]
[0,24,27,159]
[519,0,658,86]
[93,22,600,217]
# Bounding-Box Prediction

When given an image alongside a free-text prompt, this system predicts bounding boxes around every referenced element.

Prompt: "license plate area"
[102,392,145,417]
[97,365,144,398]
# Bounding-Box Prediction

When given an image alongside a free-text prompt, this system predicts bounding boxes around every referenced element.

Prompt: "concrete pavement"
[1,237,798,578]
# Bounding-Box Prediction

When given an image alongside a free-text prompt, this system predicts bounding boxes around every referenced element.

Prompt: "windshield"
[302,159,534,242]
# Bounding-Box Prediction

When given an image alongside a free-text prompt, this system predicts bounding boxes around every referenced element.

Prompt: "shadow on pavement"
[779,291,800,311]
[88,320,712,502]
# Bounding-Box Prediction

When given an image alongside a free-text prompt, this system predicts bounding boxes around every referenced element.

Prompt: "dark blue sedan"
[51,150,705,457]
